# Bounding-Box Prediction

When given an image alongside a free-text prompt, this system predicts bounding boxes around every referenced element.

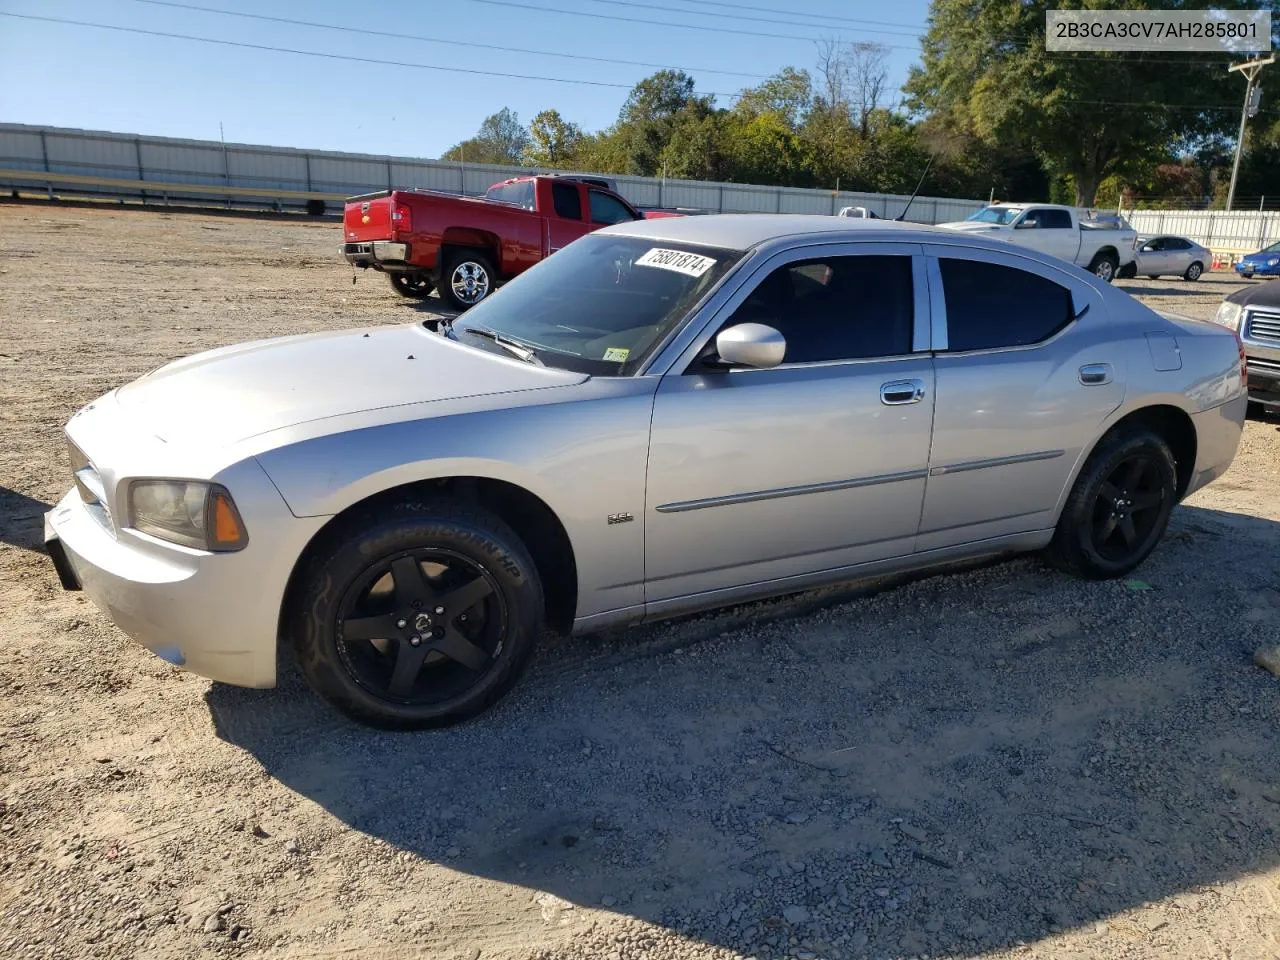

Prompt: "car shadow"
[207,503,1280,959]
[0,485,54,552]
[1115,282,1211,297]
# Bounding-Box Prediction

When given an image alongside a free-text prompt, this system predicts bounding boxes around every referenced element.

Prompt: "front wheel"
[439,249,496,311]
[290,501,544,729]
[1088,252,1119,283]
[388,272,434,298]
[1184,262,1203,281]
[1242,273,1255,280]
[1044,426,1178,580]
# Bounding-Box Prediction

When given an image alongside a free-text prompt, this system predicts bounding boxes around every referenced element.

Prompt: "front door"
[917,245,1123,550]
[643,243,936,608]
[1015,207,1077,263]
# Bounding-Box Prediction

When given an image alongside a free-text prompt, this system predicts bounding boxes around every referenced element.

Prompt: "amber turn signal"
[209,487,249,551]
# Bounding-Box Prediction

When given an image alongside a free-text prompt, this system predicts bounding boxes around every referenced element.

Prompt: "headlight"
[128,480,248,551]
[1212,301,1243,330]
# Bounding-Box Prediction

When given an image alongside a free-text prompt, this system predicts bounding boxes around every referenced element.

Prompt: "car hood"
[1228,276,1280,306]
[114,323,586,446]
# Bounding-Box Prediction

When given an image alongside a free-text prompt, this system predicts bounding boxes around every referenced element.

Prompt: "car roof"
[602,213,971,251]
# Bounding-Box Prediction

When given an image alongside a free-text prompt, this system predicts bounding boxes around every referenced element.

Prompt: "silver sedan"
[1127,235,1211,280]
[44,216,1248,728]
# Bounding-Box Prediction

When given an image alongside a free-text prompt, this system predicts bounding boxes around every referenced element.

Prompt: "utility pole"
[1226,55,1274,211]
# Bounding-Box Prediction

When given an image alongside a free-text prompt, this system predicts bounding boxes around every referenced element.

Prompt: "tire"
[1044,425,1178,580]
[1184,262,1203,281]
[1118,262,1137,280]
[438,248,496,311]
[1242,273,1254,280]
[388,272,434,298]
[1087,251,1119,283]
[290,499,544,729]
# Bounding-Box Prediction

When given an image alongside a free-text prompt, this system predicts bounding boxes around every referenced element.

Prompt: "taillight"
[391,202,412,233]
[1236,329,1248,387]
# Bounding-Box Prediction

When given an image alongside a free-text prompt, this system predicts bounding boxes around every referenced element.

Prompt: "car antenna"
[894,154,935,222]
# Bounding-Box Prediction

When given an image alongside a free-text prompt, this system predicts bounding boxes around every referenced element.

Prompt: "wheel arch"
[439,228,501,266]
[278,475,579,643]
[1068,403,1198,511]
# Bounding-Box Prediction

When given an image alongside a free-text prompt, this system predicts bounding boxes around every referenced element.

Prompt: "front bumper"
[1235,261,1280,276]
[342,240,410,270]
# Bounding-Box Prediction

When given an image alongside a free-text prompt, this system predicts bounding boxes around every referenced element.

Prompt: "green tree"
[615,70,715,176]
[441,107,530,165]
[524,109,585,167]
[904,0,1247,205]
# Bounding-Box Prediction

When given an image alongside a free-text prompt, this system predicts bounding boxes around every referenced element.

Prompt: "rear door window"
[938,258,1074,351]
[552,182,582,220]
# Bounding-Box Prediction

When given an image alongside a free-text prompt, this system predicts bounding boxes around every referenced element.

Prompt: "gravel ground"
[1,202,1278,960]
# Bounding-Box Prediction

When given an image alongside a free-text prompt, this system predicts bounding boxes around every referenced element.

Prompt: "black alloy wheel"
[1045,425,1178,579]
[291,501,544,728]
[1087,453,1168,564]
[336,549,505,704]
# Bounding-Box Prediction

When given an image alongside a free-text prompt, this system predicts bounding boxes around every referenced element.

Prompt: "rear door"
[917,244,1121,550]
[343,193,394,243]
[545,181,592,255]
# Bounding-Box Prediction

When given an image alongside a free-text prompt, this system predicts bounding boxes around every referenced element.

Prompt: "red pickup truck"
[342,175,645,309]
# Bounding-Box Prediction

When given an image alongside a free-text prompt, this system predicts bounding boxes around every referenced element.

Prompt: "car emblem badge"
[414,612,433,632]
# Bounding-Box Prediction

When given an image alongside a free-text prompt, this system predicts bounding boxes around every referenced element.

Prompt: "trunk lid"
[343,192,394,243]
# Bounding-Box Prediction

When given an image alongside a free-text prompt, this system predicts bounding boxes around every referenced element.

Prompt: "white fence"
[1125,209,1280,256]
[0,122,987,224]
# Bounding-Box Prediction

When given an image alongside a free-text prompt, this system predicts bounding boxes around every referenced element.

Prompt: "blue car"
[1235,241,1280,278]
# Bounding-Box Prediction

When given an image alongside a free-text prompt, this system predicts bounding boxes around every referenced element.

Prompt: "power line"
[648,0,922,31]
[570,0,925,38]
[455,0,923,48]
[0,12,740,96]
[127,0,769,80]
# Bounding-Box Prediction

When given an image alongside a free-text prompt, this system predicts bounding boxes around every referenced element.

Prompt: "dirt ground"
[1,202,1278,960]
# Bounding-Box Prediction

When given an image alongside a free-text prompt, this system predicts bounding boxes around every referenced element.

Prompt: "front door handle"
[1078,363,1113,385]
[881,378,926,405]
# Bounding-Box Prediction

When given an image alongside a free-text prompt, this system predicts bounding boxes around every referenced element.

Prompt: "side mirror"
[712,323,786,369]
[1015,220,1036,229]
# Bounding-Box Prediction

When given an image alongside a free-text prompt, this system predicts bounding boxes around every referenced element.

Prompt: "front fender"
[254,379,659,619]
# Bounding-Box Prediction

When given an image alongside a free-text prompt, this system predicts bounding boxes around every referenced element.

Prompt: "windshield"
[965,206,1022,225]
[1261,240,1280,253]
[448,234,743,375]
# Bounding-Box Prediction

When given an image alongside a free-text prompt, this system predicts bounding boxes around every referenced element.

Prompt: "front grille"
[1248,355,1280,372]
[1245,309,1280,343]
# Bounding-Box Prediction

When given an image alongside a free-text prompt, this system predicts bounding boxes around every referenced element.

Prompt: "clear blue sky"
[0,0,934,158]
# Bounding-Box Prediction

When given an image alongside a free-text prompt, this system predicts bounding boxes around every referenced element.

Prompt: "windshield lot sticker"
[602,347,630,362]
[635,248,717,277]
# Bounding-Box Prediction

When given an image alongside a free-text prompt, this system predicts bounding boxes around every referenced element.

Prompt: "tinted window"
[939,258,1074,351]
[724,256,914,363]
[1170,238,1192,250]
[552,182,582,220]
[1040,209,1073,229]
[589,190,635,225]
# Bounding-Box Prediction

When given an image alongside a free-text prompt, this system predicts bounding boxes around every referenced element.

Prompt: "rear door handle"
[1078,363,1113,385]
[881,378,926,405]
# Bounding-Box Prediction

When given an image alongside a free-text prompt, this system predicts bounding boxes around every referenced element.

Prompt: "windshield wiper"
[457,325,544,366]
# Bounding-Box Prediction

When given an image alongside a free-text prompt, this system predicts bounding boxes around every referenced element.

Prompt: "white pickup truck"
[936,203,1138,283]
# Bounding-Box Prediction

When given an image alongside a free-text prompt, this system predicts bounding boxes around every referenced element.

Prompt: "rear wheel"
[439,249,496,311]
[290,500,544,729]
[388,272,434,298]
[1087,251,1119,283]
[1184,262,1203,281]
[1045,426,1178,580]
